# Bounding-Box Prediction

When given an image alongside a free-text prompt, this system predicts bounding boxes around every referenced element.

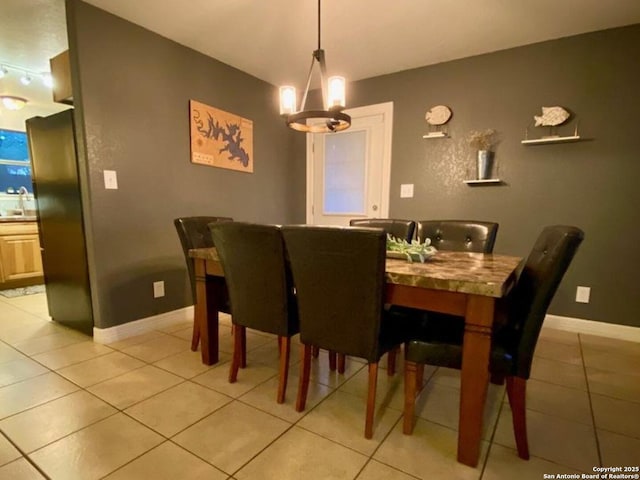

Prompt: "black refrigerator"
[26,109,93,335]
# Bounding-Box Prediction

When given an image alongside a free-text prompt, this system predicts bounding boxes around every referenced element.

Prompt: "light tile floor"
[0,292,639,479]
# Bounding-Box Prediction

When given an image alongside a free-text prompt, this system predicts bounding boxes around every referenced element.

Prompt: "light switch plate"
[576,286,590,303]
[400,184,414,198]
[104,170,118,190]
[153,281,165,298]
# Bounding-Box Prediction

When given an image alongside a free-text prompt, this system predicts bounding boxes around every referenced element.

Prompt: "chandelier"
[279,0,351,133]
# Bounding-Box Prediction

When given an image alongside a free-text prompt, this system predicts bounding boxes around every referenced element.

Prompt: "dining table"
[188,247,522,467]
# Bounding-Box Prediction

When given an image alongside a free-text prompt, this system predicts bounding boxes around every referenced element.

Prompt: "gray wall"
[67,0,300,329]
[346,25,640,327]
[67,0,639,331]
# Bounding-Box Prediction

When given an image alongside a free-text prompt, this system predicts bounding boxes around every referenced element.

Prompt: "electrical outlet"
[153,281,165,298]
[576,286,590,303]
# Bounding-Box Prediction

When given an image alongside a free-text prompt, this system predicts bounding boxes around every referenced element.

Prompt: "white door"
[306,102,393,225]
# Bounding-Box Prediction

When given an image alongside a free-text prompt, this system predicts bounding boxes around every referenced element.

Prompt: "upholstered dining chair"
[416,220,499,253]
[403,225,584,460]
[282,225,416,438]
[209,222,299,404]
[344,218,417,372]
[174,216,233,351]
[412,220,500,343]
[349,218,416,243]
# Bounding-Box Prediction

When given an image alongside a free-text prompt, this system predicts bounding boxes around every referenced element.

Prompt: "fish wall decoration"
[534,106,570,127]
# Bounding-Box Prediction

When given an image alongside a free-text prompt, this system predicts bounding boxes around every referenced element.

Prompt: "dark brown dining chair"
[349,218,416,242]
[209,222,299,404]
[174,216,233,351]
[403,225,584,460]
[282,225,416,438]
[416,220,498,253]
[413,220,500,342]
[345,218,417,372]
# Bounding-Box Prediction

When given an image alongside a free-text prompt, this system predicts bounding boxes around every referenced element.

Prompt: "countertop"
[0,216,38,223]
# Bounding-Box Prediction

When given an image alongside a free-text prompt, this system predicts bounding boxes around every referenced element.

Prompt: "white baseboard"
[92,308,639,345]
[544,314,640,343]
[93,306,194,344]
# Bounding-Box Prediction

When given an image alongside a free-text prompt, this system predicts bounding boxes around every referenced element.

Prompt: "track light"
[0,61,53,89]
[42,73,54,88]
[20,73,32,85]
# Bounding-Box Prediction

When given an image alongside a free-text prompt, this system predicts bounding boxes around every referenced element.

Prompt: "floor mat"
[0,285,46,298]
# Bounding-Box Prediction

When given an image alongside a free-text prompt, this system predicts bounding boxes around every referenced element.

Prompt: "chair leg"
[240,325,247,368]
[328,351,337,371]
[277,336,291,404]
[387,347,398,376]
[506,376,530,460]
[403,360,418,434]
[296,344,312,412]
[337,353,346,374]
[191,316,200,351]
[228,325,244,383]
[365,362,379,439]
[312,345,320,358]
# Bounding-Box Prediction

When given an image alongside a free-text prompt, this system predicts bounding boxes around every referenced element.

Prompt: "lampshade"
[279,86,297,115]
[1,95,28,110]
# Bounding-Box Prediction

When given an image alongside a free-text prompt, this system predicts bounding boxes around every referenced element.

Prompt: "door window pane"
[323,130,366,214]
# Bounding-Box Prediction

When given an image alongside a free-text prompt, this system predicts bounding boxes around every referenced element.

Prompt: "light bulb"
[279,86,297,115]
[327,76,346,109]
[0,66,7,78]
[20,73,32,85]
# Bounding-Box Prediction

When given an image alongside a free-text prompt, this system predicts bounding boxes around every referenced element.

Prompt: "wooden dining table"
[189,247,521,467]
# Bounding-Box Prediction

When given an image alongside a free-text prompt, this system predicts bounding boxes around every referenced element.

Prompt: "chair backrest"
[174,216,233,303]
[349,218,416,243]
[505,225,584,378]
[282,225,386,362]
[416,220,499,253]
[209,222,298,336]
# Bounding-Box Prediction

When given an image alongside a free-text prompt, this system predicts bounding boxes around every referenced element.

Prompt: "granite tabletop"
[189,248,522,298]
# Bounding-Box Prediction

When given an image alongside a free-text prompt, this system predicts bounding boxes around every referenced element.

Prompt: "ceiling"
[2,0,640,91]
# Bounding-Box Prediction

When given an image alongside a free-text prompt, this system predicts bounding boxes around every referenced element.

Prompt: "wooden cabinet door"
[0,234,44,282]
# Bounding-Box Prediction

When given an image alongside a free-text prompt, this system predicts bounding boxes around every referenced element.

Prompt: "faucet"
[18,186,30,213]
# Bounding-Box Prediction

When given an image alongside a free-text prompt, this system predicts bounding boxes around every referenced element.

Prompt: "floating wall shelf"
[422,132,448,139]
[464,179,503,185]
[521,135,581,145]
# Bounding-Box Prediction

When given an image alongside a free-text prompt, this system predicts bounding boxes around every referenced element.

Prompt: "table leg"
[195,258,220,365]
[458,294,494,467]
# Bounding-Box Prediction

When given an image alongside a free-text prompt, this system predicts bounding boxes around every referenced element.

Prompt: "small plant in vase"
[468,129,498,180]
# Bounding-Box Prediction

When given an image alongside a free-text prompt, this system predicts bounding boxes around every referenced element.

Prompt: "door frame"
[305,101,394,224]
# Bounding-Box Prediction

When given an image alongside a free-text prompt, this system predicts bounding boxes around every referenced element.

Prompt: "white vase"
[477,150,494,180]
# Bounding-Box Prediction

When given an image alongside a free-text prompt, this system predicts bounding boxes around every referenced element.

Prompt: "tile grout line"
[0,425,52,479]
[578,333,603,468]
[478,381,508,480]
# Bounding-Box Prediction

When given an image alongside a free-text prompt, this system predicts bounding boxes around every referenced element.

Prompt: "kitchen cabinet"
[0,222,44,288]
[50,50,73,104]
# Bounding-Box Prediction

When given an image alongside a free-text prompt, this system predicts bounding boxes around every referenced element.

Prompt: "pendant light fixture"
[279,0,351,133]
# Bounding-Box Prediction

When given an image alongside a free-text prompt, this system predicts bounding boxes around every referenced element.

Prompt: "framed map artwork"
[189,100,253,173]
